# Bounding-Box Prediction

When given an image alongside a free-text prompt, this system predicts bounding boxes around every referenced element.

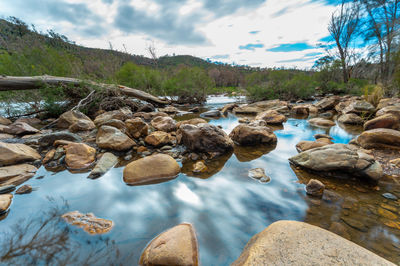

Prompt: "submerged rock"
[96,126,136,151]
[232,220,394,266]
[289,144,383,182]
[150,116,177,132]
[193,161,207,173]
[88,152,118,179]
[229,124,277,146]
[306,179,325,197]
[139,223,199,266]
[0,142,41,166]
[0,164,37,186]
[62,211,113,235]
[248,168,270,182]
[0,194,12,214]
[65,143,96,170]
[15,184,32,194]
[123,154,180,185]
[357,128,400,150]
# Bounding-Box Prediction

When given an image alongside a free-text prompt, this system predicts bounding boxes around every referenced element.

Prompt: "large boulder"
[145,131,173,147]
[289,144,383,182]
[88,152,118,179]
[125,118,149,138]
[0,142,41,166]
[94,108,132,126]
[201,110,221,118]
[69,120,96,132]
[158,106,179,114]
[364,114,400,131]
[255,110,286,125]
[0,164,37,186]
[377,98,400,110]
[229,124,277,146]
[96,119,126,131]
[96,126,136,151]
[376,105,400,119]
[57,110,95,130]
[133,112,169,121]
[338,113,364,125]
[232,220,394,266]
[296,138,333,152]
[315,96,339,111]
[0,116,11,126]
[357,128,400,150]
[233,100,288,115]
[343,100,375,115]
[308,118,335,128]
[123,154,180,185]
[150,116,177,132]
[176,118,207,128]
[177,123,233,154]
[65,143,96,170]
[0,194,12,214]
[3,122,39,135]
[39,132,82,147]
[139,223,199,266]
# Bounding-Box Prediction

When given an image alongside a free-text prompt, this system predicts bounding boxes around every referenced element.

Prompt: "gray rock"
[382,193,398,200]
[306,179,325,197]
[88,152,118,179]
[39,132,82,147]
[201,110,222,118]
[0,185,16,194]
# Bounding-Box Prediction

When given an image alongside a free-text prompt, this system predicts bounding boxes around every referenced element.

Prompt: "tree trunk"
[0,75,168,106]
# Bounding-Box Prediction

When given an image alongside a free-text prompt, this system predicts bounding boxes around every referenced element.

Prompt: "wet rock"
[0,164,37,186]
[292,104,310,114]
[357,128,400,150]
[65,143,96,170]
[42,149,56,164]
[233,105,261,115]
[139,223,199,266]
[378,207,398,219]
[62,211,113,235]
[137,146,148,153]
[201,110,221,118]
[69,119,96,132]
[0,194,12,214]
[329,222,350,239]
[96,126,136,151]
[289,144,383,182]
[343,100,375,115]
[255,110,286,125]
[125,118,149,138]
[382,193,398,200]
[314,96,339,111]
[88,152,118,179]
[341,216,368,232]
[15,184,32,194]
[177,123,233,155]
[338,113,364,125]
[306,179,325,197]
[150,116,177,132]
[145,131,173,147]
[176,118,207,128]
[193,161,207,173]
[94,108,132,126]
[229,124,277,146]
[123,154,180,185]
[296,138,333,152]
[58,110,95,129]
[0,116,11,126]
[308,117,335,128]
[0,142,41,166]
[314,133,333,140]
[0,185,15,194]
[4,122,39,135]
[231,220,392,266]
[158,106,179,114]
[39,132,82,147]
[364,114,400,131]
[221,103,238,115]
[137,104,155,112]
[248,168,270,182]
[320,111,334,118]
[188,106,200,113]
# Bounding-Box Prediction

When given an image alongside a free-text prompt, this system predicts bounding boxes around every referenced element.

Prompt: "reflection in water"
[233,144,276,162]
[180,152,232,179]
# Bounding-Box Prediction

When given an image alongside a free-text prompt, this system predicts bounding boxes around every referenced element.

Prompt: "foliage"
[363,84,385,106]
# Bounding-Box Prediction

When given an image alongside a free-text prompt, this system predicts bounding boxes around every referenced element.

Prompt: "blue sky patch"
[239,43,264,51]
[249,30,260,34]
[210,54,230,59]
[267,42,314,52]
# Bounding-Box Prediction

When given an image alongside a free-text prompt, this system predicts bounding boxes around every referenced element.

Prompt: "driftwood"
[0,75,168,106]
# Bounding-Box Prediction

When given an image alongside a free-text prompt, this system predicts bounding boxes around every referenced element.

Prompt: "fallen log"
[0,75,169,106]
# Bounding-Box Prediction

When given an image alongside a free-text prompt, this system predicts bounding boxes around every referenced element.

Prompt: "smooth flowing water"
[1,95,400,265]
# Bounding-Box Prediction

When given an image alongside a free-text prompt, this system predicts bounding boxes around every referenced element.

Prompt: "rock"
[296,138,333,152]
[289,144,383,182]
[292,104,310,114]
[229,124,277,146]
[193,161,207,173]
[145,131,173,147]
[177,123,233,154]
[139,223,199,266]
[341,216,368,232]
[382,193,398,200]
[0,142,41,166]
[221,103,238,115]
[137,104,155,112]
[125,118,149,138]
[389,158,400,167]
[233,105,261,115]
[255,110,286,125]
[320,111,334,118]
[133,112,169,121]
[39,132,82,147]
[0,194,12,214]
[42,149,56,164]
[65,143,96,169]
[88,152,118,179]
[329,222,350,239]
[96,119,127,131]
[357,128,400,150]
[306,179,325,197]
[0,116,11,126]
[314,96,339,111]
[376,105,400,119]
[58,110,95,130]
[343,100,375,115]
[15,117,42,127]
[377,98,400,110]
[201,110,221,118]
[62,211,113,235]
[159,106,179,114]
[338,113,364,125]
[0,185,15,194]
[137,146,148,153]
[150,116,177,132]
[188,106,200,113]
[232,220,392,266]
[0,164,37,186]
[364,114,400,131]
[176,118,207,128]
[94,108,132,125]
[314,133,333,140]
[378,207,397,219]
[123,154,180,185]
[4,122,39,135]
[0,133,14,140]
[248,168,270,182]
[15,184,32,194]
[308,117,335,128]
[96,126,136,151]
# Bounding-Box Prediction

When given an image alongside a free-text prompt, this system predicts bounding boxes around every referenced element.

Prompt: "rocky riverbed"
[0,95,400,265]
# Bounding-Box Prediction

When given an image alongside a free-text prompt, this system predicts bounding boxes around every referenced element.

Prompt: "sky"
[0,0,340,69]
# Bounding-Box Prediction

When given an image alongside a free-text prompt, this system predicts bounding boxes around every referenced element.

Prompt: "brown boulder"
[4,122,39,135]
[139,223,199,266]
[151,116,177,132]
[125,118,149,138]
[176,118,207,128]
[255,110,286,125]
[0,164,37,186]
[133,112,169,121]
[96,119,126,131]
[145,131,173,147]
[229,124,277,146]
[0,133,14,140]
[292,104,310,115]
[58,110,95,130]
[343,100,375,115]
[94,108,132,125]
[65,143,96,169]
[123,154,180,185]
[308,117,335,128]
[69,120,96,132]
[0,194,12,213]
[364,114,400,131]
[15,184,33,194]
[338,113,364,125]
[315,96,339,111]
[0,142,41,166]
[357,128,400,150]
[306,179,325,197]
[377,98,400,110]
[376,105,400,119]
[296,138,333,152]
[159,106,179,114]
[0,116,11,126]
[96,126,136,151]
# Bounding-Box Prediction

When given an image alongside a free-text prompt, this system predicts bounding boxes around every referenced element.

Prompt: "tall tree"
[328,0,361,83]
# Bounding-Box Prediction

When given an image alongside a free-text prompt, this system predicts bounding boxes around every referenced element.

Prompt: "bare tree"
[146,41,158,68]
[328,0,361,83]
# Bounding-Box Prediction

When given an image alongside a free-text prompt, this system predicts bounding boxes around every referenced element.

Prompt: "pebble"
[15,184,32,194]
[248,168,270,183]
[124,154,133,161]
[306,179,325,197]
[382,193,398,200]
